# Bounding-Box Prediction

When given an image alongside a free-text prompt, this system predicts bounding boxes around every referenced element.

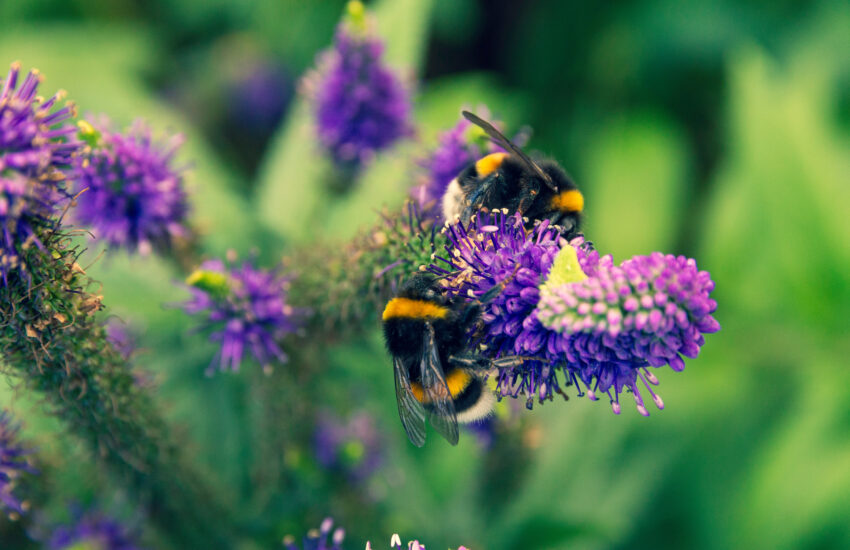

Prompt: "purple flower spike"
[72,118,189,255]
[47,506,143,550]
[1,62,81,283]
[0,411,36,517]
[536,250,719,415]
[182,257,305,375]
[304,1,413,174]
[283,517,345,550]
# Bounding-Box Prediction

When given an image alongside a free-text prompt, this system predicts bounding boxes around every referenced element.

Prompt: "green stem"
[0,234,235,548]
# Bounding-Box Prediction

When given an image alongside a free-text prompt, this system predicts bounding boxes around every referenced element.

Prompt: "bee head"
[398,272,446,304]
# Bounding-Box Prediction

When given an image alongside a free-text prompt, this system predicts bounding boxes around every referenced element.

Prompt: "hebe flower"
[314,411,383,481]
[0,410,36,517]
[428,210,561,362]
[47,506,143,550]
[183,257,303,375]
[428,211,719,415]
[304,0,412,174]
[1,62,80,283]
[72,118,188,254]
[536,249,720,415]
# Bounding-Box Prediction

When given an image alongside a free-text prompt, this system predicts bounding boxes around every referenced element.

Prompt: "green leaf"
[700,47,850,333]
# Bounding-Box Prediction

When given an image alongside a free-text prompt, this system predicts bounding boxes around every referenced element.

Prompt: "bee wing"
[420,324,460,446]
[394,355,427,447]
[462,110,557,191]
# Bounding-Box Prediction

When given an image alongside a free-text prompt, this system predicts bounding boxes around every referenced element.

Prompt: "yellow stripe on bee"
[475,152,508,177]
[382,298,449,321]
[550,189,584,213]
[410,370,472,404]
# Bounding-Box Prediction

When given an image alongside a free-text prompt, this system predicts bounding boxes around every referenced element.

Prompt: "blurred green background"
[2,0,849,548]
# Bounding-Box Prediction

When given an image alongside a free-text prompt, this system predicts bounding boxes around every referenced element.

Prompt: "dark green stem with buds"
[0,231,234,549]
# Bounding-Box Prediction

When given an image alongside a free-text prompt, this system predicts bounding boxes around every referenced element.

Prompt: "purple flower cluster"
[314,411,383,481]
[283,517,345,550]
[0,411,36,517]
[182,257,303,375]
[428,211,719,415]
[536,250,719,415]
[47,507,143,550]
[304,1,412,174]
[72,119,188,254]
[429,210,561,360]
[1,62,80,283]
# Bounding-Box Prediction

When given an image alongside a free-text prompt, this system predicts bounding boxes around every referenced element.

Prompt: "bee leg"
[448,354,547,372]
[515,177,540,215]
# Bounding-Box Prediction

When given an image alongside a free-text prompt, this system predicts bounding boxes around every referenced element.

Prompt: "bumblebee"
[442,111,585,237]
[382,272,526,446]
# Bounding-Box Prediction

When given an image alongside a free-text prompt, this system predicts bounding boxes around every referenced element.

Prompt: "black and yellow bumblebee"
[442,111,585,237]
[382,272,527,446]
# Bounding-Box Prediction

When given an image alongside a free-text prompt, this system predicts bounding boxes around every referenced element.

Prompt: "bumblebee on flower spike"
[382,271,536,447]
[441,111,585,237]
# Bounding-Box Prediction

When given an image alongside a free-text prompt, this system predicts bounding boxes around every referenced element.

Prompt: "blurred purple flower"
[72,119,188,255]
[283,517,344,550]
[0,410,36,517]
[47,506,143,550]
[303,1,413,174]
[314,411,383,481]
[428,211,719,415]
[105,319,136,361]
[182,257,304,375]
[226,58,292,134]
[1,62,80,283]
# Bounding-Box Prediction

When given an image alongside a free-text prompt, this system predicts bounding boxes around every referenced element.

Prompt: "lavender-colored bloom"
[536,250,719,415]
[72,119,188,254]
[314,411,383,481]
[304,1,412,174]
[182,257,303,375]
[48,507,143,550]
[0,411,36,517]
[429,210,561,362]
[1,62,80,283]
[428,211,719,415]
[410,108,503,218]
[283,517,345,550]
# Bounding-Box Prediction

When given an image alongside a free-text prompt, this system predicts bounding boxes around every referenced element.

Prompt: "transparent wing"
[420,324,460,446]
[394,356,427,447]
[462,110,555,190]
